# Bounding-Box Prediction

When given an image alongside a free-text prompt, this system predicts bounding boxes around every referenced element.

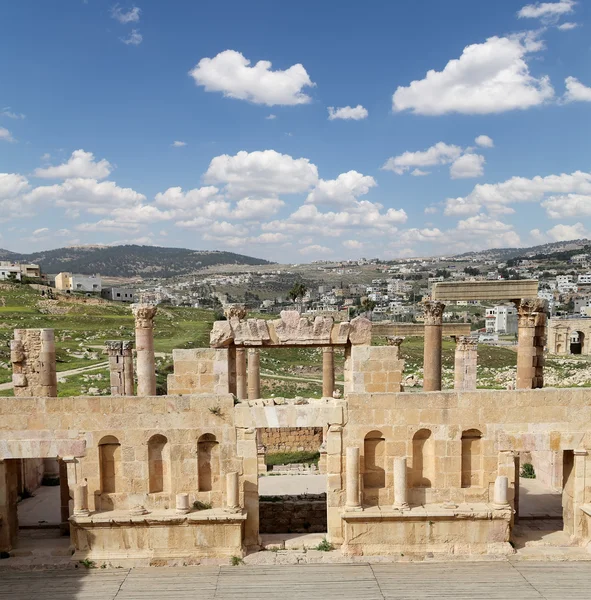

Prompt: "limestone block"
[210,321,233,347]
[349,317,372,345]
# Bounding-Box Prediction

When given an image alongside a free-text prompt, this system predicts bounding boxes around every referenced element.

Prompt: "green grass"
[265,451,320,466]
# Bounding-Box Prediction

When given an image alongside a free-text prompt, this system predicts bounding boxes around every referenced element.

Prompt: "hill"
[0,245,272,278]
[453,239,591,262]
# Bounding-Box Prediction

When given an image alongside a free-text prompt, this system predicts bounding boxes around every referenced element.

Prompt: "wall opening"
[411,429,434,488]
[570,331,584,355]
[148,434,169,494]
[461,429,482,488]
[198,433,219,492]
[363,430,385,507]
[98,435,121,494]
[257,427,327,536]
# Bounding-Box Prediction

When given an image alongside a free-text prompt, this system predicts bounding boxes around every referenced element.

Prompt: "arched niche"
[198,433,220,492]
[363,430,386,490]
[148,434,170,494]
[98,435,121,494]
[411,429,434,488]
[461,429,483,488]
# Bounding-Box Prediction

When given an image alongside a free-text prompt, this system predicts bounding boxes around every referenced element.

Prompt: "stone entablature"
[431,279,539,301]
[210,310,371,347]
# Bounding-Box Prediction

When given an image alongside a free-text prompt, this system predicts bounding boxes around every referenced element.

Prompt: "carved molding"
[421,300,446,326]
[131,303,157,328]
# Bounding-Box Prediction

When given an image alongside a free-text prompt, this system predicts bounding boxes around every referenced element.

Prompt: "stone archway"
[570,331,585,355]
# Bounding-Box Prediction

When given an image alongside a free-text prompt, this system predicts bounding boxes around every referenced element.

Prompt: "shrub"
[193,500,212,510]
[521,463,536,479]
[315,538,333,552]
[265,451,320,466]
[230,555,244,566]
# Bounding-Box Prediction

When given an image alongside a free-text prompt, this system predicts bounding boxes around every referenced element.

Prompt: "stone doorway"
[512,450,577,552]
[570,331,585,355]
[257,427,327,538]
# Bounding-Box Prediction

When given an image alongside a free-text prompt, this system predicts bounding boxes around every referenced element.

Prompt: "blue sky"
[1,0,591,261]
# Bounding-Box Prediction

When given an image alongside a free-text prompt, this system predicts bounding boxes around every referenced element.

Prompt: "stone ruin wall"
[260,427,323,454]
[259,494,327,534]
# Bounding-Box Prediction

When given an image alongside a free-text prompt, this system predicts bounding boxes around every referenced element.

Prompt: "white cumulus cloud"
[563,76,591,102]
[531,222,589,242]
[343,240,363,249]
[0,127,15,142]
[518,0,575,20]
[327,105,368,120]
[34,150,113,180]
[542,194,591,218]
[189,50,314,106]
[475,135,494,148]
[305,171,376,207]
[299,245,333,256]
[204,149,318,197]
[450,153,485,179]
[392,35,553,115]
[557,21,579,30]
[172,141,187,147]
[382,142,463,175]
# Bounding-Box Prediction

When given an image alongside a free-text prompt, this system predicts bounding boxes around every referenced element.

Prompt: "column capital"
[105,340,123,354]
[247,347,259,356]
[574,449,588,456]
[421,300,446,325]
[131,303,157,327]
[224,304,247,321]
[386,336,405,347]
[456,335,478,351]
[516,298,547,326]
[322,346,335,353]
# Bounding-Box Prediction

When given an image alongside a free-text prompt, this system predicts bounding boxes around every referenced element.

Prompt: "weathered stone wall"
[344,345,404,394]
[259,494,327,534]
[167,348,230,395]
[10,328,57,397]
[260,427,323,453]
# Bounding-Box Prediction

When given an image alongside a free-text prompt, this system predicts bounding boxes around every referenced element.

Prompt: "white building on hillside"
[486,305,518,335]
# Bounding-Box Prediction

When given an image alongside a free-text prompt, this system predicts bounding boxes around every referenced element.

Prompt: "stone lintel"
[431,279,538,301]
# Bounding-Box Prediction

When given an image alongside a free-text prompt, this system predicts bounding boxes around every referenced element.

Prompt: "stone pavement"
[258,473,326,495]
[2,562,591,599]
[519,477,563,518]
[18,485,61,526]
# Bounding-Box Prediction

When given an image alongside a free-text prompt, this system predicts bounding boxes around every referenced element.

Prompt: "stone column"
[516,299,547,389]
[247,348,261,400]
[422,300,445,392]
[346,447,361,509]
[131,303,157,396]
[572,449,588,541]
[493,475,510,508]
[226,472,240,512]
[176,493,190,514]
[0,460,19,552]
[236,347,247,400]
[106,340,135,395]
[73,480,90,516]
[454,336,478,390]
[122,341,135,395]
[393,457,409,510]
[322,347,335,398]
[11,328,57,397]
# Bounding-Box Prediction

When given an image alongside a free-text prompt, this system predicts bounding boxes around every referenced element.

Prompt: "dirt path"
[0,361,109,391]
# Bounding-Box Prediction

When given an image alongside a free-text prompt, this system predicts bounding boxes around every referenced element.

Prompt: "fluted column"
[393,457,409,510]
[454,336,478,390]
[422,300,445,391]
[247,348,260,400]
[236,348,247,400]
[131,303,157,396]
[516,298,547,389]
[322,347,335,398]
[346,447,361,509]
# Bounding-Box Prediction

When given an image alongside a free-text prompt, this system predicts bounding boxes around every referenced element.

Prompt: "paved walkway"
[519,477,563,518]
[1,562,591,599]
[18,485,61,527]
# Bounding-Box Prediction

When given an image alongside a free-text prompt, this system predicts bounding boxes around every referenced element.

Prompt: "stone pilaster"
[322,347,335,398]
[11,328,58,397]
[0,460,19,552]
[131,303,157,396]
[226,472,240,512]
[516,298,547,389]
[247,348,261,400]
[236,348,247,400]
[422,300,445,392]
[454,336,478,390]
[106,340,135,396]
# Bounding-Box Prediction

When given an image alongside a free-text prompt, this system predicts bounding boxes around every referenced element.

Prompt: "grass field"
[0,282,588,396]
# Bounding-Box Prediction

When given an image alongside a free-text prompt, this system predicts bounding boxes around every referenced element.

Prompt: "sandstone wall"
[167,348,230,395]
[344,345,404,394]
[259,494,327,534]
[260,427,323,453]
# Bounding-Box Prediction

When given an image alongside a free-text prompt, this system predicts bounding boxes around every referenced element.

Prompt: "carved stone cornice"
[421,300,446,326]
[131,303,157,328]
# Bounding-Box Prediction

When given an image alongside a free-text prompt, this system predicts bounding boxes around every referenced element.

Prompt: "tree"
[288,282,308,303]
[464,266,480,276]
